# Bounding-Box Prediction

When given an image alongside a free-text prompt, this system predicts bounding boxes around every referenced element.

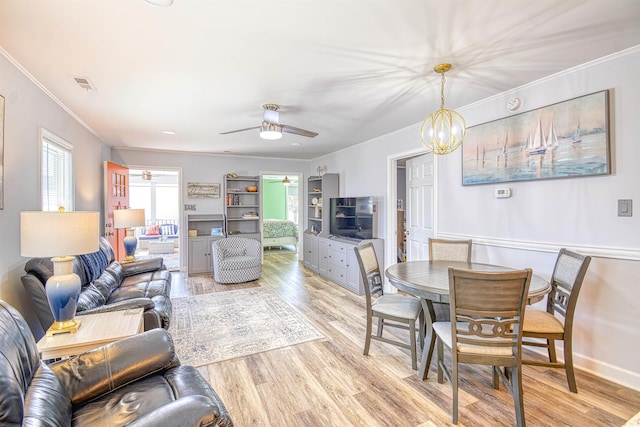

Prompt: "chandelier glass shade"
[421,64,466,155]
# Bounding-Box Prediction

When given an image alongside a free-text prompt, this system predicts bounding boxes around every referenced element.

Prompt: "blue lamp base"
[123,228,138,261]
[46,256,82,336]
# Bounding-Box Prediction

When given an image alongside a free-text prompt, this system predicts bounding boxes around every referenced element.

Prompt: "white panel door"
[406,154,434,261]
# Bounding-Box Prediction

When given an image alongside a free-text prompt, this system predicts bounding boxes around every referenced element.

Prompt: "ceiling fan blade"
[281,124,318,138]
[220,126,260,135]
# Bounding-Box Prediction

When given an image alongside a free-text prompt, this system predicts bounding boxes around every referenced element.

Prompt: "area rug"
[169,288,324,366]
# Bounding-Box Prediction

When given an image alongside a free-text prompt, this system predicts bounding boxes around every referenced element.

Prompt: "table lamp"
[113,208,145,261]
[20,210,99,336]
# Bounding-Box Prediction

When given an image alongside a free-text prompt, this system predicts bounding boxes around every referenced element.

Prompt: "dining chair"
[424,238,473,372]
[521,248,591,393]
[434,267,532,426]
[354,242,424,370]
[428,238,472,263]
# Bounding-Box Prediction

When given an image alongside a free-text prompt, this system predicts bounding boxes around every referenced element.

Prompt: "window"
[40,129,73,211]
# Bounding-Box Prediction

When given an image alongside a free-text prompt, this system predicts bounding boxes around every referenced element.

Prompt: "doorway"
[129,168,182,271]
[261,173,303,259]
[386,150,437,274]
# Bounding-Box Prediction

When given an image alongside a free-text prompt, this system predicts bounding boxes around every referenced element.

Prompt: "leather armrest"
[121,258,165,276]
[77,297,155,315]
[127,396,231,427]
[50,328,179,405]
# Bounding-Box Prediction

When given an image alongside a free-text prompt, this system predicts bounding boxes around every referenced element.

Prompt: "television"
[329,197,375,240]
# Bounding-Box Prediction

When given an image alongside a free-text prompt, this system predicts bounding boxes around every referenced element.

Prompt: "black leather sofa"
[21,236,172,338]
[0,299,233,426]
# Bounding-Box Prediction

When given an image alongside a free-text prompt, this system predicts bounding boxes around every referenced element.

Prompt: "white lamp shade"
[20,211,100,257]
[113,208,146,229]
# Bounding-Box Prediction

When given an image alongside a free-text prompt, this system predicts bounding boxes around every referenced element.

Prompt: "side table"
[37,308,144,360]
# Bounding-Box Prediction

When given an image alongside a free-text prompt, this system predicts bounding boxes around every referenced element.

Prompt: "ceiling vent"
[72,76,96,91]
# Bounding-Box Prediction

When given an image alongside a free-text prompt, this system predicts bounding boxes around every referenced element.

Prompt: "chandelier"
[420,63,466,155]
[282,176,291,186]
[142,170,152,181]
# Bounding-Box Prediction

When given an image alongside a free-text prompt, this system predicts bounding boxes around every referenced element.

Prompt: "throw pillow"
[145,225,160,236]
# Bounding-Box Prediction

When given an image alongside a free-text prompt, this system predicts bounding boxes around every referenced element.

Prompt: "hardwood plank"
[177,254,640,426]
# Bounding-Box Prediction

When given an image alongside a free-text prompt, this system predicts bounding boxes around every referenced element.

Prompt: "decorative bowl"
[246,186,258,192]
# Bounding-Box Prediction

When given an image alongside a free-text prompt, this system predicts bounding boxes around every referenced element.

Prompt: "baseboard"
[526,346,640,392]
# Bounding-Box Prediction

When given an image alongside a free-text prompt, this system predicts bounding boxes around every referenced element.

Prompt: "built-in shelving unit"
[306,173,339,237]
[186,213,225,275]
[224,175,261,242]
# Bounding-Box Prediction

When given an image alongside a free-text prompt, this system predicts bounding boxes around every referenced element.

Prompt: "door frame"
[260,171,304,261]
[385,149,439,288]
[127,165,183,269]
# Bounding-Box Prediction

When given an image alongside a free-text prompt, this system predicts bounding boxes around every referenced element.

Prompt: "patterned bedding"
[263,219,299,239]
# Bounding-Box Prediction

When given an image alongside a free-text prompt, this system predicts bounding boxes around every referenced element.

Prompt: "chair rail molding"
[437,233,640,262]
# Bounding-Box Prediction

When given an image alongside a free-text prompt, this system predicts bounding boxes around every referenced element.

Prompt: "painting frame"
[461,90,610,186]
[187,182,221,199]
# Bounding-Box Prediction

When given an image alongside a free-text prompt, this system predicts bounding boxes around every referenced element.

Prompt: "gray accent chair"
[434,267,532,426]
[212,237,262,283]
[521,248,591,392]
[354,242,424,370]
[0,299,233,427]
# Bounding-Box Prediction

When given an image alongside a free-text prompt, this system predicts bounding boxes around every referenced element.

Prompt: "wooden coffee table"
[37,308,144,360]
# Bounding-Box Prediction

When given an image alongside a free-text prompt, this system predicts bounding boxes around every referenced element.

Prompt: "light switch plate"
[618,199,632,217]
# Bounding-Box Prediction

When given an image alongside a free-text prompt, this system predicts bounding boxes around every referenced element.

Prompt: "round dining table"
[385,260,551,380]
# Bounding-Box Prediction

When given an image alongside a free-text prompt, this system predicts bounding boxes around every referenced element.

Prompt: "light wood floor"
[171,252,640,427]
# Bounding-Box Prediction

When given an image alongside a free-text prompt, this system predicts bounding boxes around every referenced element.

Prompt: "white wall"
[314,47,640,390]
[0,52,109,337]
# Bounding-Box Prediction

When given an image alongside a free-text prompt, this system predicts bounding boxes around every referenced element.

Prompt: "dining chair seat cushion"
[372,295,422,320]
[523,308,565,334]
[433,322,514,356]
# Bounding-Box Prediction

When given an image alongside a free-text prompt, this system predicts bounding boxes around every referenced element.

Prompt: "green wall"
[263,179,286,219]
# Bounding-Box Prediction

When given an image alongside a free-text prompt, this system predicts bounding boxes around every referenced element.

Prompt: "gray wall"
[0,53,109,337]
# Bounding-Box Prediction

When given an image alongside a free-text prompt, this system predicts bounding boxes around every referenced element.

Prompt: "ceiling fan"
[220,104,318,140]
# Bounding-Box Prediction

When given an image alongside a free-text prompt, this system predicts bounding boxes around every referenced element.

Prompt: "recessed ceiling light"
[143,0,173,7]
[162,130,176,135]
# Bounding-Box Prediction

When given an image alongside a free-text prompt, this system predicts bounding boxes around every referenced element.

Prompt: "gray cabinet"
[311,236,384,295]
[303,233,319,272]
[187,214,225,275]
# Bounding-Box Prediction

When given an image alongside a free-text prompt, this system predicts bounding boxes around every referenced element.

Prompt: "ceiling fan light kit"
[421,63,467,155]
[221,104,318,139]
[260,122,283,140]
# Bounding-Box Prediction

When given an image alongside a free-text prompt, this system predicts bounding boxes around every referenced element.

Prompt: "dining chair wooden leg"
[452,360,459,425]
[376,318,384,338]
[492,366,500,389]
[409,321,417,370]
[513,366,526,427]
[565,339,578,393]
[548,338,557,363]
[364,315,373,356]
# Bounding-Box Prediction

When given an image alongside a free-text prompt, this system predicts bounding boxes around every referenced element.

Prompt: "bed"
[262,219,299,249]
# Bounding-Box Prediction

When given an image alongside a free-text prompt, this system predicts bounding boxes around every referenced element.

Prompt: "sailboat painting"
[462,90,610,185]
